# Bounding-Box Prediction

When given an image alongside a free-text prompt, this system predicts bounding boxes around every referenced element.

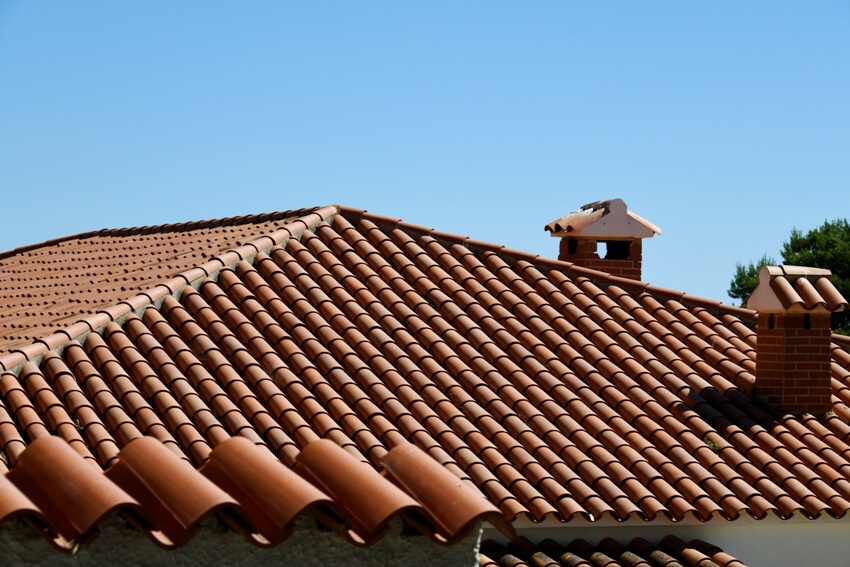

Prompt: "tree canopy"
[728,218,850,333]
[728,253,776,307]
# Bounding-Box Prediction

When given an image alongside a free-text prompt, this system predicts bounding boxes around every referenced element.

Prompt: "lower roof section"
[485,513,850,567]
[0,431,501,550]
[480,536,744,567]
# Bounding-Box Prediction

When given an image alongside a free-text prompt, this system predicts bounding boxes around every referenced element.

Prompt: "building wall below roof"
[1,517,483,567]
[483,516,850,567]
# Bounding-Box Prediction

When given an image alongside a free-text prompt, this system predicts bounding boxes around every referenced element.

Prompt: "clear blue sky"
[2,2,848,303]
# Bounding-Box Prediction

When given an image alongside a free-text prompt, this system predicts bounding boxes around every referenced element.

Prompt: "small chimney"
[748,265,848,414]
[544,198,660,281]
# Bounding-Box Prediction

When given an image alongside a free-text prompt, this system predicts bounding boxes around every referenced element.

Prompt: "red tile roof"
[2,204,849,562]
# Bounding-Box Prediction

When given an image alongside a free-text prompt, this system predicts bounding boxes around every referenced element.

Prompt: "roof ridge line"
[0,206,331,262]
[0,235,83,262]
[338,207,755,324]
[0,205,341,375]
[533,260,756,323]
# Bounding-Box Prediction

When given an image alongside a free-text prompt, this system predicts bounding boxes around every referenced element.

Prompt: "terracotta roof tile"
[2,205,849,561]
[199,435,338,545]
[295,438,420,543]
[7,435,146,549]
[104,436,241,547]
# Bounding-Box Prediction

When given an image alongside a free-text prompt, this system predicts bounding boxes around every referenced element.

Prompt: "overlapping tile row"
[0,414,501,551]
[0,207,329,351]
[174,206,847,525]
[3,204,850,554]
[479,536,746,567]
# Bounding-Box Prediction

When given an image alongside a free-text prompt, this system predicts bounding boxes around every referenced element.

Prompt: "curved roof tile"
[6,436,147,549]
[2,205,849,564]
[295,438,420,544]
[199,436,339,545]
[381,442,514,543]
[104,436,243,547]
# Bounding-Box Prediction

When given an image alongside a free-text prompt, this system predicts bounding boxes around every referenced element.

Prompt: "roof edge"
[337,207,755,326]
[0,206,334,262]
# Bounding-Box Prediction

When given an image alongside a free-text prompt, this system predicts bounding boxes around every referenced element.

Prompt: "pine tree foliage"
[727,254,776,307]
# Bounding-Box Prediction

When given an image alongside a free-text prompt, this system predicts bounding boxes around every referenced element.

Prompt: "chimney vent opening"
[603,241,630,260]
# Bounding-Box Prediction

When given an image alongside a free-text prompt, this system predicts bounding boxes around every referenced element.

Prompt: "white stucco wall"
[1,516,483,567]
[482,515,850,567]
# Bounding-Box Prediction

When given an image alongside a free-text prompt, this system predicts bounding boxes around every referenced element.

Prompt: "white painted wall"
[482,515,850,567]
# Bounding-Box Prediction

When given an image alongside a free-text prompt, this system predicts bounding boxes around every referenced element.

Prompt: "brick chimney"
[544,199,660,281]
[747,265,848,414]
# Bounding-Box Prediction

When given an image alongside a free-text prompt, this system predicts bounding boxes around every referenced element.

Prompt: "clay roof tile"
[7,436,147,548]
[4,205,849,563]
[295,438,420,544]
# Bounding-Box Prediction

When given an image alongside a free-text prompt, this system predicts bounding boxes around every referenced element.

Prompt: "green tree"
[728,218,850,333]
[727,253,776,307]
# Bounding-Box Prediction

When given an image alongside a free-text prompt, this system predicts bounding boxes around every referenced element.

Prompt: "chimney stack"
[544,199,660,281]
[748,265,848,414]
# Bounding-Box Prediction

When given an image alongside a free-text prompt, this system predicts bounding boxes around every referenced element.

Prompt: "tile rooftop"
[2,204,849,563]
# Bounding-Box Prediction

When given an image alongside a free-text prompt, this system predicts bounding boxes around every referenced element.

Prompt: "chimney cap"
[747,265,848,312]
[544,198,661,240]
